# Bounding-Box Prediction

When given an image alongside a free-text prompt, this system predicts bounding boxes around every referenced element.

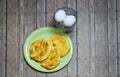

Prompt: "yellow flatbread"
[49,35,70,57]
[29,39,52,61]
[40,48,60,70]
[29,34,70,70]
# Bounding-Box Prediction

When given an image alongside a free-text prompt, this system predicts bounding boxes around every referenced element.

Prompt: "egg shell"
[54,10,66,22]
[63,15,76,27]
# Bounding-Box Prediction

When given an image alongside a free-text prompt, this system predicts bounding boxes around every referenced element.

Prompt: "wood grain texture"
[56,0,67,8]
[0,0,119,77]
[0,0,6,77]
[94,0,108,77]
[77,0,91,77]
[22,0,37,77]
[19,0,24,77]
[36,0,46,28]
[7,0,20,77]
[107,0,118,77]
[89,0,96,77]
[118,0,120,76]
[46,0,55,26]
[118,0,120,43]
[67,0,77,77]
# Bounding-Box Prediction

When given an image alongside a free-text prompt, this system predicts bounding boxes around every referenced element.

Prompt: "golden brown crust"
[29,39,52,61]
[49,35,70,57]
[29,34,70,70]
[40,48,60,70]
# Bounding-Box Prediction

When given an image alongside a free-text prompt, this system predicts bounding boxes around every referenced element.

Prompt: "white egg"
[63,15,76,26]
[55,10,66,22]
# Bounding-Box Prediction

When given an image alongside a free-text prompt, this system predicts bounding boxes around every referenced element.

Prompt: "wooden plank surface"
[94,0,108,77]
[107,0,118,77]
[77,0,91,77]
[7,0,20,77]
[0,0,6,77]
[36,0,46,28]
[22,0,37,77]
[19,0,24,77]
[0,0,120,77]
[46,0,55,26]
[89,0,96,77]
[118,0,120,76]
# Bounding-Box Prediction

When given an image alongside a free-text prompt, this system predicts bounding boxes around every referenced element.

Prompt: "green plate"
[23,27,73,72]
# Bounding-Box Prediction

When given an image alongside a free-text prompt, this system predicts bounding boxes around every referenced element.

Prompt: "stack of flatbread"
[29,35,70,70]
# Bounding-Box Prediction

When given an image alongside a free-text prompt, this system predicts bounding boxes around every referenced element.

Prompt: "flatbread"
[40,48,60,70]
[49,35,70,57]
[30,39,52,61]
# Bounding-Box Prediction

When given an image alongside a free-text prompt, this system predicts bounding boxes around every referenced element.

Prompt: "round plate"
[23,27,73,72]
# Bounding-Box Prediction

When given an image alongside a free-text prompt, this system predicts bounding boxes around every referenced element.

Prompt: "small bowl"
[54,7,77,32]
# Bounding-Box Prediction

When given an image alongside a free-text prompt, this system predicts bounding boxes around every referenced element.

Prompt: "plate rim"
[23,27,73,72]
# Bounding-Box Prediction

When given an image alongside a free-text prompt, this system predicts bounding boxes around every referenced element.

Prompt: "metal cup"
[54,7,77,32]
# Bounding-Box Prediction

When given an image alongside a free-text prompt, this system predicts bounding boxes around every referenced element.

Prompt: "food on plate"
[40,48,60,70]
[30,39,52,61]
[49,35,70,57]
[29,34,70,70]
